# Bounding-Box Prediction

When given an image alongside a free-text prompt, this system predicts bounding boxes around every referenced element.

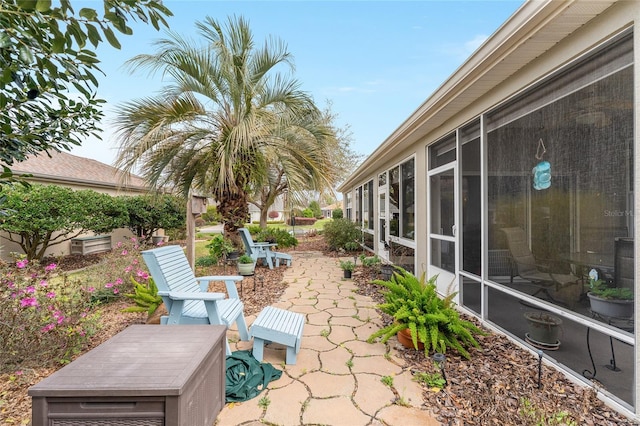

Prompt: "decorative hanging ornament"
[532,138,551,190]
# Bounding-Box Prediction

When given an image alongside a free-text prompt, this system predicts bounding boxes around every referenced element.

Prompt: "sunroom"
[339,0,638,419]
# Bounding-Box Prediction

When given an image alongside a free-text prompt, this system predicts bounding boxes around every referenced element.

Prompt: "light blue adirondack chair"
[238,228,292,269]
[141,244,250,355]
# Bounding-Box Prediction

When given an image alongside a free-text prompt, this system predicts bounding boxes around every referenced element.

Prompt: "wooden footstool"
[250,306,304,364]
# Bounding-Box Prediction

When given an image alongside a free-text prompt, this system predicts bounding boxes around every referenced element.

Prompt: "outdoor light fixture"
[432,352,447,386]
[532,138,551,190]
[537,350,544,389]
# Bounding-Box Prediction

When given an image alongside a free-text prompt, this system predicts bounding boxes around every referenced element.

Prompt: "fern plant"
[122,277,162,316]
[367,269,485,359]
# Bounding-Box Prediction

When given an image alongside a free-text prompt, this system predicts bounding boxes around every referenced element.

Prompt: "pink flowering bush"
[0,256,99,370]
[80,237,152,305]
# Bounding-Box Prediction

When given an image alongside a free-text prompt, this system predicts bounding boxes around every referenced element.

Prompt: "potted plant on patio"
[206,234,237,264]
[523,311,562,348]
[366,269,485,359]
[339,259,355,278]
[587,269,634,319]
[237,254,256,276]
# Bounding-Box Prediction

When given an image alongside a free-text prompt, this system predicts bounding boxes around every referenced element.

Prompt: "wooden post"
[186,194,208,269]
[186,193,195,269]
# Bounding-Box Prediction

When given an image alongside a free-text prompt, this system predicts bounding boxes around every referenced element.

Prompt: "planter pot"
[397,328,425,350]
[152,235,168,244]
[524,312,562,346]
[227,251,240,261]
[587,292,634,319]
[343,270,352,279]
[237,262,255,276]
[379,264,394,281]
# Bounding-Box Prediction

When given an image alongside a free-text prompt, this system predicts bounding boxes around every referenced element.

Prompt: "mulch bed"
[351,268,636,425]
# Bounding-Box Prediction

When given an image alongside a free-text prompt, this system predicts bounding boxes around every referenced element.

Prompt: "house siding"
[340,0,638,419]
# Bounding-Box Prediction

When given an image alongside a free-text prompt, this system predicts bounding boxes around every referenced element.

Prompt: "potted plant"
[587,269,634,318]
[523,311,562,347]
[206,234,236,264]
[237,254,256,276]
[366,269,485,359]
[339,259,355,278]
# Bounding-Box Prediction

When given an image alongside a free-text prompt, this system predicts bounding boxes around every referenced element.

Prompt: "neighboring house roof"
[8,151,149,193]
[321,202,341,211]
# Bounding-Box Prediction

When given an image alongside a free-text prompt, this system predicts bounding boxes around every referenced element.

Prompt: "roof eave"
[339,0,617,191]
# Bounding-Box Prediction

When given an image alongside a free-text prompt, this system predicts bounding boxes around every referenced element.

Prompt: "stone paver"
[216,251,441,426]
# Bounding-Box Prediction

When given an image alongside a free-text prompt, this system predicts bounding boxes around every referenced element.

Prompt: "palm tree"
[113,15,336,244]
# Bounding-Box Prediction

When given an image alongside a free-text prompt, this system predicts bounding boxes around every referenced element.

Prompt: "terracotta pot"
[397,327,425,350]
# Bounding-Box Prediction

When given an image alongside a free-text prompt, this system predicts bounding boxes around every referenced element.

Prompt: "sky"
[69,0,525,166]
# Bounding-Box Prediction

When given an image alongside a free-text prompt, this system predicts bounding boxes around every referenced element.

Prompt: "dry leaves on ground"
[352,271,636,425]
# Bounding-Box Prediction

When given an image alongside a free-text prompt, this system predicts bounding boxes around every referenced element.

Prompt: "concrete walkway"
[217,251,441,426]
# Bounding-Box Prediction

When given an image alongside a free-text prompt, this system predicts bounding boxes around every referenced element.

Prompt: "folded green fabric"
[225,350,283,402]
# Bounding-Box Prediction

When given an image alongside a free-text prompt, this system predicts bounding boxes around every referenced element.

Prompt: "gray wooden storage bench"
[29,325,226,426]
[250,306,304,365]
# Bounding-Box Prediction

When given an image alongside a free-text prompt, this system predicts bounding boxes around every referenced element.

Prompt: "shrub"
[245,224,262,235]
[201,205,221,224]
[255,228,298,248]
[332,208,343,219]
[308,201,322,219]
[118,194,186,243]
[291,217,316,226]
[205,234,235,263]
[367,270,485,359]
[83,237,151,306]
[195,256,217,267]
[323,218,362,251]
[0,257,100,369]
[0,184,129,260]
[301,208,314,218]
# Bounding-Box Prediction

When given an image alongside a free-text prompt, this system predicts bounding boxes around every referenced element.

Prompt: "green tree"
[308,200,322,219]
[114,15,336,245]
[0,0,172,166]
[118,194,186,242]
[0,184,128,260]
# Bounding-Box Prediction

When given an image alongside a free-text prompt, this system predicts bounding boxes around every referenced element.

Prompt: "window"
[401,159,415,239]
[355,187,362,224]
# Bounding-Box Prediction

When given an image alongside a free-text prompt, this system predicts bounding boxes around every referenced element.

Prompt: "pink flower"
[25,286,35,294]
[121,249,128,256]
[136,270,149,280]
[41,324,55,333]
[115,278,123,286]
[46,291,56,299]
[39,280,48,287]
[112,288,119,295]
[86,286,96,293]
[124,265,133,273]
[16,259,28,269]
[20,297,38,307]
[116,241,123,248]
[44,263,57,272]
[105,282,114,288]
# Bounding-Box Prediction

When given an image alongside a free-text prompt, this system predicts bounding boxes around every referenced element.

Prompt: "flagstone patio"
[218,251,440,426]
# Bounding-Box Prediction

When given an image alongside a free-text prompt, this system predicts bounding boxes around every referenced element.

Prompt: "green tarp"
[225,350,283,402]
